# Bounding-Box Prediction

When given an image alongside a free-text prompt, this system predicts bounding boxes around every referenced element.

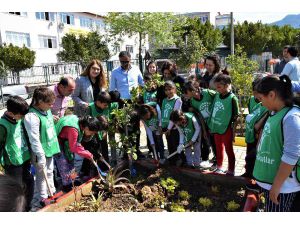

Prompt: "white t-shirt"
[257,107,300,193]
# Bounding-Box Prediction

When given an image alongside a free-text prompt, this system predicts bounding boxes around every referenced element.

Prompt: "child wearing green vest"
[248,77,263,114]
[141,73,158,104]
[253,75,300,212]
[170,110,201,169]
[161,81,183,165]
[184,80,217,169]
[24,87,60,209]
[242,76,269,178]
[87,91,118,165]
[208,74,239,176]
[0,96,33,211]
[54,115,104,192]
[139,103,164,160]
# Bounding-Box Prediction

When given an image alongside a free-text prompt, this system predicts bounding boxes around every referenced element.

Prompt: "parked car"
[0,85,29,102]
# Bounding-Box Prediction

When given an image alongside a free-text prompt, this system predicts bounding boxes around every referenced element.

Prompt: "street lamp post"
[230,12,234,55]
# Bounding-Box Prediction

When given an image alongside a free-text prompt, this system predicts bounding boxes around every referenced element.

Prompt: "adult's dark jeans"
[4,160,34,211]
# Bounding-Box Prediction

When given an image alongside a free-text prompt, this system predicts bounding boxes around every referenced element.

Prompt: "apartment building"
[0,12,148,65]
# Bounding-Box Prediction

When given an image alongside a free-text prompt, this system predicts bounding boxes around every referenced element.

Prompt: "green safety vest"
[143,90,157,104]
[89,102,118,140]
[161,96,180,129]
[245,103,268,144]
[144,102,159,131]
[29,107,60,157]
[249,96,260,114]
[55,115,82,162]
[0,118,31,166]
[180,112,196,144]
[208,93,235,134]
[253,107,300,184]
[191,89,214,122]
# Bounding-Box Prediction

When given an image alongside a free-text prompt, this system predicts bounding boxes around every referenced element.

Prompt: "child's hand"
[53,115,60,123]
[270,184,280,205]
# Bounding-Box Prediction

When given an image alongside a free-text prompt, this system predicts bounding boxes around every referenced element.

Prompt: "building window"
[5,31,30,47]
[59,13,74,25]
[8,12,27,17]
[80,17,92,28]
[38,35,57,48]
[114,44,120,54]
[36,12,55,21]
[126,45,133,54]
[95,20,105,29]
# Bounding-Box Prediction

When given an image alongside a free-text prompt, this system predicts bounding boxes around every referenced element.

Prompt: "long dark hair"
[255,75,293,107]
[204,55,220,75]
[139,104,157,118]
[161,60,178,78]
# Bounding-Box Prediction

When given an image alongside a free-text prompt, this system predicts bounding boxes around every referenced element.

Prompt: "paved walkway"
[138,123,246,176]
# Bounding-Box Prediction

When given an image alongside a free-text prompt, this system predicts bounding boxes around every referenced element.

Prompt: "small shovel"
[159,143,192,165]
[91,158,107,182]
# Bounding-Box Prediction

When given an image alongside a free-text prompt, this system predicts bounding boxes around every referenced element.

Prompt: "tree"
[105,12,178,72]
[171,17,223,70]
[226,45,259,109]
[223,21,300,57]
[0,44,35,84]
[57,31,110,67]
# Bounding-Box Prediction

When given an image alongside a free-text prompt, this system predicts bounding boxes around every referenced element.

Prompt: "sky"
[233,12,298,24]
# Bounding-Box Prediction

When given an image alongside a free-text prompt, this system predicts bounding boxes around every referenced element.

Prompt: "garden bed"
[40,160,254,212]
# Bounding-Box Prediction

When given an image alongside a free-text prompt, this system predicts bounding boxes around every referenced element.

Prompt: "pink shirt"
[49,84,70,117]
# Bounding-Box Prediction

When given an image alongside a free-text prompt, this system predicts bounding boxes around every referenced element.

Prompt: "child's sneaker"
[213,168,225,174]
[200,160,212,168]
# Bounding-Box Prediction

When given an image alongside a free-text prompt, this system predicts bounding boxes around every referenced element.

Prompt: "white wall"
[0,12,149,65]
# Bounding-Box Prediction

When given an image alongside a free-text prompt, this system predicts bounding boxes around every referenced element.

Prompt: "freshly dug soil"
[65,163,246,212]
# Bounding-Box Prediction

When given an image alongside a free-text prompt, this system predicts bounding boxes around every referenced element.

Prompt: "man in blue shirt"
[109,51,144,100]
[281,46,300,81]
[109,51,145,159]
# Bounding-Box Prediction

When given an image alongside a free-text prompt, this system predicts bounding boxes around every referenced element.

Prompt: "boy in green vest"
[54,115,105,192]
[87,91,118,166]
[184,80,217,169]
[248,77,263,114]
[24,87,60,209]
[170,110,201,169]
[208,74,239,176]
[0,96,33,211]
[139,103,164,160]
[242,76,269,178]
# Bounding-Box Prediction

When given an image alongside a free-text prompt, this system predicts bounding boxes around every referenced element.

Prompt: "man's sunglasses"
[120,61,130,64]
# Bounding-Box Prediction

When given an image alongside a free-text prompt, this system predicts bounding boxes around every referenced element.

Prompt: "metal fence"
[0,59,142,87]
[0,59,143,109]
[0,62,82,86]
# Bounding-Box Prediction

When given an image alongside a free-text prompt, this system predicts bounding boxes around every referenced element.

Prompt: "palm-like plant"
[103,161,131,193]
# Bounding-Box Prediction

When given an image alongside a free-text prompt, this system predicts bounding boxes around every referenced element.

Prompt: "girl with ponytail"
[253,75,300,212]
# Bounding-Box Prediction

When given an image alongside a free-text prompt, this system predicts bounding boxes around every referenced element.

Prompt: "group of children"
[0,88,109,211]
[139,61,240,176]
[1,59,300,212]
